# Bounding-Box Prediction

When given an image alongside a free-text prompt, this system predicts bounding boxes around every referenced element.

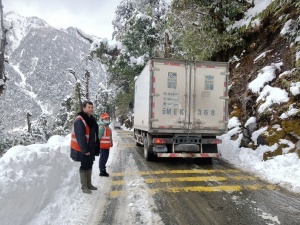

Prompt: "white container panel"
[133,62,151,131]
[191,62,228,131]
[151,60,188,129]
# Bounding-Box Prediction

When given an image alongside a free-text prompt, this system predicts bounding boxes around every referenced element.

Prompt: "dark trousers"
[99,149,110,172]
[80,161,93,171]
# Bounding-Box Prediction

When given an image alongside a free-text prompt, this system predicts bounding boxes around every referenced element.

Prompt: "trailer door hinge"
[151,67,160,71]
[219,120,228,124]
[151,93,160,97]
[219,96,229,100]
[220,72,230,76]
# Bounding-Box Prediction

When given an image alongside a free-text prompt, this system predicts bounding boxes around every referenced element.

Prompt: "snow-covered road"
[1,128,300,225]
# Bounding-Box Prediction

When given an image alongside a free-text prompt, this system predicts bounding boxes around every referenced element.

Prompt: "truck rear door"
[151,59,189,130]
[190,62,228,132]
[150,59,228,133]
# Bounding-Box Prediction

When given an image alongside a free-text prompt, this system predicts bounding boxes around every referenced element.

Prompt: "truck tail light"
[209,139,222,144]
[153,138,167,144]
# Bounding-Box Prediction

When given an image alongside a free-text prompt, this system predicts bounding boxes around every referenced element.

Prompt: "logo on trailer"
[205,75,214,91]
[168,72,177,89]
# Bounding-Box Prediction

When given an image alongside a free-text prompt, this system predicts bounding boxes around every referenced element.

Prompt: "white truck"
[133,58,229,161]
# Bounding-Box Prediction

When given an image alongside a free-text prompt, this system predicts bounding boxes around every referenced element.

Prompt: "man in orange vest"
[70,100,100,194]
[98,112,113,177]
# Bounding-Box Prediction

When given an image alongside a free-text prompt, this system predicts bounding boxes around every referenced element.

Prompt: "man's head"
[82,100,94,116]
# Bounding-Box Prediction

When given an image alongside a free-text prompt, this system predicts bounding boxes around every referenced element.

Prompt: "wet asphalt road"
[98,130,300,225]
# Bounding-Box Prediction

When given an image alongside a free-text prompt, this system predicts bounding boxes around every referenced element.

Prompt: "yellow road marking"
[111,169,240,177]
[111,176,256,185]
[110,184,279,198]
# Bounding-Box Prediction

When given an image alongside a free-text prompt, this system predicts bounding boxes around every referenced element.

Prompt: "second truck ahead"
[133,58,229,161]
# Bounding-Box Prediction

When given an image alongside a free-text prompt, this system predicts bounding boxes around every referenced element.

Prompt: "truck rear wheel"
[143,134,156,161]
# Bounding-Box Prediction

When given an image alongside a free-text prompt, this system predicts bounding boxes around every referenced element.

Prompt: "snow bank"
[0,135,83,225]
[219,118,300,193]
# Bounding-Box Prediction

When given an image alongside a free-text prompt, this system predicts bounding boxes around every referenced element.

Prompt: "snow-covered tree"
[113,0,168,57]
[0,0,11,96]
[82,55,93,100]
[95,80,115,118]
[70,80,83,114]
[52,96,73,135]
[168,0,250,60]
[91,0,170,118]
[0,116,6,156]
[30,114,50,143]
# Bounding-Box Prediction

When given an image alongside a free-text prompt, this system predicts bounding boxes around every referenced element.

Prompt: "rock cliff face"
[0,12,105,132]
[226,3,300,158]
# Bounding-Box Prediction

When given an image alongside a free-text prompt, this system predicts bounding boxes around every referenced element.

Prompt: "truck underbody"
[134,129,221,161]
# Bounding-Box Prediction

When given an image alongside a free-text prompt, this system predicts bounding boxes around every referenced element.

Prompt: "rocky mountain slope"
[224,2,300,158]
[0,12,105,133]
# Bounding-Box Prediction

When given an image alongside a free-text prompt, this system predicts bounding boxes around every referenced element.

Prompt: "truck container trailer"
[133,58,229,161]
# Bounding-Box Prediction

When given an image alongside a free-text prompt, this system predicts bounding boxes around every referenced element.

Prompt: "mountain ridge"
[0,11,105,134]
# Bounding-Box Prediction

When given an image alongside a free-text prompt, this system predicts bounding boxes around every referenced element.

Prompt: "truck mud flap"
[202,144,218,153]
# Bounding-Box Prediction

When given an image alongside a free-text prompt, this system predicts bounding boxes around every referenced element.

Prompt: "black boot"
[99,171,109,177]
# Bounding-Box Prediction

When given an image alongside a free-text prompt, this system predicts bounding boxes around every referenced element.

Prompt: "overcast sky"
[3,0,122,39]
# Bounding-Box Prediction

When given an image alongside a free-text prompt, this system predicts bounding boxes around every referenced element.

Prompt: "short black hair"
[82,100,93,108]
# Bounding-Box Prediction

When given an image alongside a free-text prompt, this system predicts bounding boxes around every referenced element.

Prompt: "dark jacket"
[70,111,100,162]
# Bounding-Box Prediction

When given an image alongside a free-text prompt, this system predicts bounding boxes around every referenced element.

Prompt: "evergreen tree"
[95,80,115,118]
[52,96,73,136]
[71,80,84,115]
[0,117,5,156]
[30,114,50,143]
[91,0,169,118]
[0,0,11,96]
[168,0,250,60]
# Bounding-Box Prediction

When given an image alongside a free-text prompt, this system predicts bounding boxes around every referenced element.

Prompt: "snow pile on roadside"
[0,135,95,225]
[218,119,300,193]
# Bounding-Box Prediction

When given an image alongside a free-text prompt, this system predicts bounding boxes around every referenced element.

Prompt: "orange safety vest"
[99,125,112,149]
[70,116,90,152]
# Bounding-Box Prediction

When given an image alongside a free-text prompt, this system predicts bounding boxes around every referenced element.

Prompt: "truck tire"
[143,134,156,161]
